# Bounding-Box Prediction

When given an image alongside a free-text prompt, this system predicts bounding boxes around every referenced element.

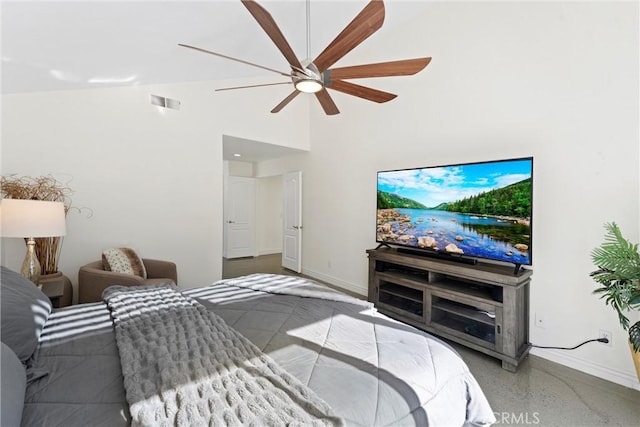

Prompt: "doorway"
[223,176,256,259]
[222,135,307,268]
[282,171,302,273]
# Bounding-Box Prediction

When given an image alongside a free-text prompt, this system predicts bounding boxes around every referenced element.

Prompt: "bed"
[1,266,496,426]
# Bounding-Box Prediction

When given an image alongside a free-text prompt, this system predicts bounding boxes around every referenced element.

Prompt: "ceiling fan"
[179,0,431,115]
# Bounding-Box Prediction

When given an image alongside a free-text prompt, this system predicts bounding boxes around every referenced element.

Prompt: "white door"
[282,171,302,272]
[224,176,256,259]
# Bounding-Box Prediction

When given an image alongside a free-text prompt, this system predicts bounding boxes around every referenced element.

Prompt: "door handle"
[227,220,235,224]
[293,225,303,230]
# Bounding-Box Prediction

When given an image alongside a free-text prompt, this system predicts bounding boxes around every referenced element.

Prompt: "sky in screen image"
[377,159,532,209]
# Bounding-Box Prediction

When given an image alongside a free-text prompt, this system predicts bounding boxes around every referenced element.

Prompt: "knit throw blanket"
[103,285,343,427]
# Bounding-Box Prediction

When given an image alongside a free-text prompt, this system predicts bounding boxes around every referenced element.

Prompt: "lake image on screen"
[377,159,532,264]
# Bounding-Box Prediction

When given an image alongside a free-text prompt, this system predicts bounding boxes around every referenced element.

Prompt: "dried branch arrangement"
[1,175,73,274]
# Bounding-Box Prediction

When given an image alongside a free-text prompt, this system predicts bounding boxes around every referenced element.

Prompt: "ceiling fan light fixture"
[181,0,430,115]
[295,79,323,93]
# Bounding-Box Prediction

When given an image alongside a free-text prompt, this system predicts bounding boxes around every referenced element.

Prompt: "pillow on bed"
[102,247,147,279]
[1,342,26,426]
[0,266,52,363]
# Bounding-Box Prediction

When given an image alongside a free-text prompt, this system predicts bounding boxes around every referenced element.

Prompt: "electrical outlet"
[535,313,545,329]
[599,329,612,346]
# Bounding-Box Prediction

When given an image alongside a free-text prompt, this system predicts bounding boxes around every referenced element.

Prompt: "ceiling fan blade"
[216,82,292,91]
[241,0,303,70]
[313,0,385,73]
[271,91,301,113]
[327,80,396,103]
[178,43,295,78]
[329,57,432,80]
[315,89,340,115]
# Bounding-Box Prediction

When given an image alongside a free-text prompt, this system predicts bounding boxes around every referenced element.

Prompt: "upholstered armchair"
[78,258,177,304]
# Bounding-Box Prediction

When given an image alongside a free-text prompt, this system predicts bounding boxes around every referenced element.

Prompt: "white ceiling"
[1,0,431,95]
[223,135,307,162]
[1,0,431,162]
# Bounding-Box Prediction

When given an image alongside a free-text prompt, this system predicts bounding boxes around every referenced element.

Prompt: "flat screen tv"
[377,157,533,269]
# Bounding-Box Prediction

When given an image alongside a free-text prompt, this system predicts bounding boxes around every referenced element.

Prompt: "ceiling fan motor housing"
[292,61,325,93]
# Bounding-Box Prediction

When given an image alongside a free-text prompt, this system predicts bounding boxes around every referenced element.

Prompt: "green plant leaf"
[590,222,640,332]
[629,321,640,352]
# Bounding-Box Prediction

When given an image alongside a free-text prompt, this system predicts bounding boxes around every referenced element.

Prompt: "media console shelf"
[367,247,532,372]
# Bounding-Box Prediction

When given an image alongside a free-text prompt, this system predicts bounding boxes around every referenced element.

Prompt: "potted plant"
[590,222,640,381]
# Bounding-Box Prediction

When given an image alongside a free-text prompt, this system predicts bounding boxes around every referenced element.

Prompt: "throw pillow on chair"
[102,248,147,279]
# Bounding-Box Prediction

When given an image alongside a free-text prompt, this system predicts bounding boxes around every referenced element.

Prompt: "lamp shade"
[0,199,67,238]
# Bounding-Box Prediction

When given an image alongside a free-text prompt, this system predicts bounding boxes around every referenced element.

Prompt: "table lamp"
[0,199,67,287]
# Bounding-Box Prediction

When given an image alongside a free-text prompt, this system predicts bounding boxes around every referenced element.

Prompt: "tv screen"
[377,157,533,266]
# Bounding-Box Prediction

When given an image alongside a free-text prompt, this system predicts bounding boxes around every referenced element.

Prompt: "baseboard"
[301,268,368,297]
[257,248,281,256]
[530,347,640,391]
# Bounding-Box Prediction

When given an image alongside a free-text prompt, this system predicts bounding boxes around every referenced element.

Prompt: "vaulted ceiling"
[1,1,431,95]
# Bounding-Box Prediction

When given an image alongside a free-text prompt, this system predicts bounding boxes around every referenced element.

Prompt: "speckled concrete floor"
[223,254,640,426]
[453,342,639,427]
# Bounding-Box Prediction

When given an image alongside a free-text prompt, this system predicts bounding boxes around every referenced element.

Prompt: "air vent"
[150,94,180,110]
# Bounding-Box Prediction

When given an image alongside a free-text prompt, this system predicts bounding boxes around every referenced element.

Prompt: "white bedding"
[186,274,496,426]
[22,273,495,426]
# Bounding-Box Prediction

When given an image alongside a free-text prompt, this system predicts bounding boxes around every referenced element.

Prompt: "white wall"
[226,160,254,177]
[259,1,640,390]
[1,78,310,292]
[2,1,638,390]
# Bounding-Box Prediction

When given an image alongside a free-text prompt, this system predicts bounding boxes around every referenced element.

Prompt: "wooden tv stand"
[367,247,531,372]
